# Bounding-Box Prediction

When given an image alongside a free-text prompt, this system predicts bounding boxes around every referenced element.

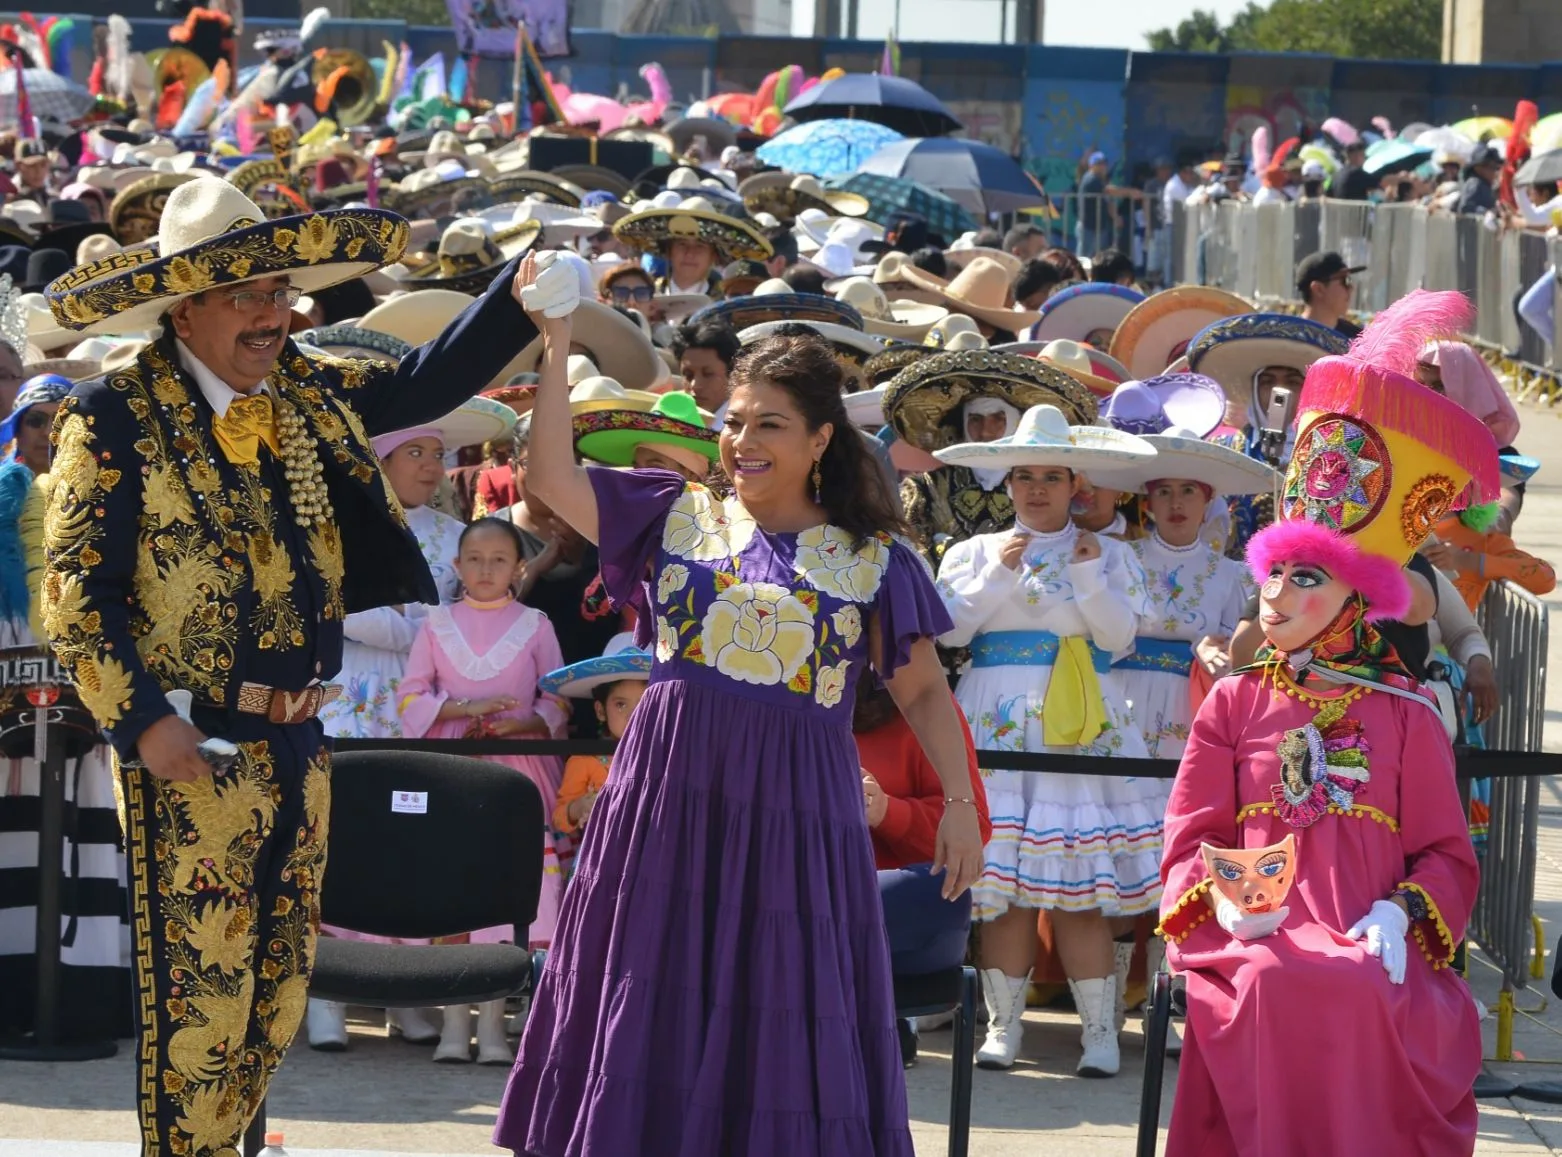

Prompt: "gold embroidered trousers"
[117,719,330,1157]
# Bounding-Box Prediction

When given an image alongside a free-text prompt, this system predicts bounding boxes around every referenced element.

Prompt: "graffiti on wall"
[1024,82,1123,191]
[1223,85,1331,158]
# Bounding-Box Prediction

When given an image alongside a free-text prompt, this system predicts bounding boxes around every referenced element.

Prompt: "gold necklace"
[1271,663,1371,709]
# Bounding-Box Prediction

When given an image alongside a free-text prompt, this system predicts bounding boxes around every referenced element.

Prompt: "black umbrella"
[782,74,962,138]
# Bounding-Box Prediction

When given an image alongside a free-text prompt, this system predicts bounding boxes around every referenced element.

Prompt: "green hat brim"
[575,410,719,465]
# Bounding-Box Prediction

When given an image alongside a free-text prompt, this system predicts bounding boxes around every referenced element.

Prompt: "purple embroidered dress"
[495,468,951,1157]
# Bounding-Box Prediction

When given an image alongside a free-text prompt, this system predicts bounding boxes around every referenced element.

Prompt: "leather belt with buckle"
[234,682,343,724]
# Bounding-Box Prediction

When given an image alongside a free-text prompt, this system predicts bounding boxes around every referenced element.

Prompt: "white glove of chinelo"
[1214,894,1289,942]
[520,250,582,319]
[1345,899,1409,985]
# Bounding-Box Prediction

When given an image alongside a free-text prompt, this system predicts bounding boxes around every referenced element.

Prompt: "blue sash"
[1112,637,1195,676]
[970,630,1113,674]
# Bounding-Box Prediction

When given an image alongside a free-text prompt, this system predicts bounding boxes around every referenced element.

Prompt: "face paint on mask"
[1201,834,1297,915]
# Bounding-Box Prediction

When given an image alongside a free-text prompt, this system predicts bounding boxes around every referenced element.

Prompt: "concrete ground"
[8,399,1562,1155]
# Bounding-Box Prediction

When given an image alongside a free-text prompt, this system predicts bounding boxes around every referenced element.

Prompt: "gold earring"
[811,460,822,503]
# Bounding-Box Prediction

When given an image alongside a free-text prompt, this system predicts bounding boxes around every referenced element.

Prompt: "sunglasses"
[22,410,53,430]
[609,285,654,304]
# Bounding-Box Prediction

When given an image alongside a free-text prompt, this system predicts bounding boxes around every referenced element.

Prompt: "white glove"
[1345,899,1409,985]
[1214,894,1289,941]
[519,250,581,320]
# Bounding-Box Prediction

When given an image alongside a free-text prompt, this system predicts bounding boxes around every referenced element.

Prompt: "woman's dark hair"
[910,246,947,278]
[781,265,827,296]
[1039,247,1087,281]
[458,516,526,558]
[1089,248,1135,284]
[670,320,741,370]
[731,329,907,545]
[852,672,899,733]
[1014,258,1064,303]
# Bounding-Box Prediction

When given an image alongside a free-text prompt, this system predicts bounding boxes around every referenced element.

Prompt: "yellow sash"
[1041,636,1110,748]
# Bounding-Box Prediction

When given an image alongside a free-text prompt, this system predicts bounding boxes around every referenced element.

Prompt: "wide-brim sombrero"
[738,319,886,361]
[295,323,414,362]
[739,171,871,223]
[108,172,200,245]
[538,645,652,699]
[394,173,493,218]
[421,394,518,451]
[1108,286,1254,380]
[387,219,542,295]
[667,116,739,156]
[1185,313,1351,406]
[1031,282,1146,344]
[1101,431,1280,496]
[488,170,585,208]
[884,348,1100,454]
[511,297,664,392]
[613,204,772,263]
[900,262,1042,334]
[691,291,864,333]
[934,403,1157,474]
[844,383,891,429]
[47,208,409,337]
[863,342,923,387]
[996,340,1132,399]
[574,402,719,467]
[552,164,634,199]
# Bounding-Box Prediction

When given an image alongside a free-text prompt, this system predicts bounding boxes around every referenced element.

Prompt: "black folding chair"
[244,749,544,1157]
[1136,969,1184,1157]
[894,965,979,1157]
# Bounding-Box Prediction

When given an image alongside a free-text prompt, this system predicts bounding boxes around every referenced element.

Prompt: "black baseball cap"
[1296,251,1365,295]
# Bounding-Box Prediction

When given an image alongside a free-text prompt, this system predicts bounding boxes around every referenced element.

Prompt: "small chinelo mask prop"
[1200,834,1297,914]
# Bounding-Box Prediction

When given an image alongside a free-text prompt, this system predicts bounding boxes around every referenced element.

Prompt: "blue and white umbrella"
[756,119,904,179]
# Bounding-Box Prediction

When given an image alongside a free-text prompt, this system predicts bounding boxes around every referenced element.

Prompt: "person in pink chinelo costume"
[1156,290,1495,1157]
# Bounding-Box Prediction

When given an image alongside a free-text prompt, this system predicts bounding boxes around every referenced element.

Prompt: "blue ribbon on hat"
[0,374,73,445]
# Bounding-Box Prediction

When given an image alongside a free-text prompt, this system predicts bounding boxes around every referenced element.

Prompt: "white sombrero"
[1102,427,1280,496]
[934,403,1156,476]
[844,383,891,429]
[738,318,886,359]
[511,298,665,392]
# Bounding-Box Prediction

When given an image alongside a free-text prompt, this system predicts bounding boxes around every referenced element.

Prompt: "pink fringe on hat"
[1245,520,1412,622]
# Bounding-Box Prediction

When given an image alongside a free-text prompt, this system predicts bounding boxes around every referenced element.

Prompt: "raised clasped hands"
[513,251,582,341]
[1345,898,1409,985]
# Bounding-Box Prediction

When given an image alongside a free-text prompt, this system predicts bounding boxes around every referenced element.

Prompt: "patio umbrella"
[782,73,962,138]
[824,172,976,240]
[755,118,904,179]
[1364,139,1433,178]
[0,68,94,126]
[859,136,1046,215]
[1514,148,1562,188]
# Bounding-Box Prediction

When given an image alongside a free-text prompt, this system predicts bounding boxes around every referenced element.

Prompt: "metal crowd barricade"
[1474,581,1551,1060]
[1045,192,1167,277]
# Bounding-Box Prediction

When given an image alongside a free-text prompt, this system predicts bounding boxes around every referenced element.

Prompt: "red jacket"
[854,701,991,870]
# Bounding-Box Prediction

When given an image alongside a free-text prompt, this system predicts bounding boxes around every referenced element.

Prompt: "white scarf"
[963,398,1021,491]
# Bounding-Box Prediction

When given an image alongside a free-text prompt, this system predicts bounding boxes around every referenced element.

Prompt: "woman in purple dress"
[495,257,987,1156]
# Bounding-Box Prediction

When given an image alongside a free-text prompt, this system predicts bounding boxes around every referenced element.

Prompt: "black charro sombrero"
[689,278,865,333]
[613,196,772,263]
[295,324,414,362]
[109,172,200,245]
[883,348,1100,454]
[488,170,585,208]
[47,176,409,336]
[862,342,922,387]
[394,171,493,219]
[225,157,312,221]
[551,164,633,199]
[738,172,870,224]
[386,217,542,295]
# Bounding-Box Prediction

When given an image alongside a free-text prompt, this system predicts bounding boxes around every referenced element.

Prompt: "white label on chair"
[391,790,428,815]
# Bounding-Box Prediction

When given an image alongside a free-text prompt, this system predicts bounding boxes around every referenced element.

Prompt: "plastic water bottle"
[257,1133,289,1157]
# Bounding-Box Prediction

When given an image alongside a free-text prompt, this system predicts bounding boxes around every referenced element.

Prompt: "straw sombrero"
[47,177,407,336]
[999,338,1130,399]
[613,197,773,263]
[739,172,870,223]
[1031,282,1146,345]
[568,374,659,416]
[538,633,652,699]
[574,390,718,468]
[934,403,1156,474]
[1108,286,1254,380]
[884,348,1099,454]
[418,395,518,451]
[690,277,865,333]
[832,276,948,341]
[1185,313,1350,406]
[386,217,542,294]
[901,256,1041,334]
[511,298,665,392]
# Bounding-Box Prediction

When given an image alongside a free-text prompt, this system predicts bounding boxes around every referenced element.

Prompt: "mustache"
[238,327,285,344]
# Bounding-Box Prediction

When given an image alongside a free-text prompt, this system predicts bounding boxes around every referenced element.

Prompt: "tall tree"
[1145,9,1231,53]
[1147,0,1442,61]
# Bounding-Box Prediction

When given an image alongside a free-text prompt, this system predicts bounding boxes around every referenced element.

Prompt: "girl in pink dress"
[398,517,572,1063]
[1158,292,1496,1157]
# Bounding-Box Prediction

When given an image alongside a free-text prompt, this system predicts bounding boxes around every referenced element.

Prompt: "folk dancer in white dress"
[934,403,1162,1078]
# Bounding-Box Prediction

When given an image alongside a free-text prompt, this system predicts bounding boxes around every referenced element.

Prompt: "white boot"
[433,1004,472,1063]
[1112,940,1135,1034]
[1070,976,1120,1078]
[975,968,1030,1070]
[475,999,514,1065]
[387,1006,441,1044]
[307,997,348,1051]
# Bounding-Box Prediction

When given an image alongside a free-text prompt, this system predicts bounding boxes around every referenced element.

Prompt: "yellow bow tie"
[213,393,280,466]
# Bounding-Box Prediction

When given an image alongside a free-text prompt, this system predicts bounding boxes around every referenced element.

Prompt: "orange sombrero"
[1109,286,1254,381]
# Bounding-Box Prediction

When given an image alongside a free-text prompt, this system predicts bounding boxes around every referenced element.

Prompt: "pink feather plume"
[1250,125,1271,173]
[1344,288,1474,379]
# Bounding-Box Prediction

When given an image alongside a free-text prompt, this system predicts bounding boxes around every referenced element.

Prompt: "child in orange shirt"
[541,633,651,841]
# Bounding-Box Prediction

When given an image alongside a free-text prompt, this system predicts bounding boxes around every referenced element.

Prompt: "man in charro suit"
[40,175,580,1156]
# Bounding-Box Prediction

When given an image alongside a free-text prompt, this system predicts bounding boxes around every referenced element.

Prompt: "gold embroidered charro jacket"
[900,465,1015,569]
[42,266,539,758]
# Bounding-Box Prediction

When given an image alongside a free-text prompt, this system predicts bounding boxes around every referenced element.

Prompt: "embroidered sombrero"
[1108,286,1254,380]
[417,394,519,451]
[1185,313,1350,407]
[539,632,652,699]
[386,217,542,295]
[108,171,200,245]
[999,338,1130,399]
[1097,427,1280,496]
[613,197,773,263]
[1098,374,1226,437]
[884,348,1100,454]
[574,390,718,469]
[295,324,414,362]
[738,318,885,361]
[934,402,1156,473]
[488,170,585,208]
[739,172,871,223]
[690,277,866,333]
[1031,282,1146,345]
[862,342,923,386]
[47,176,408,335]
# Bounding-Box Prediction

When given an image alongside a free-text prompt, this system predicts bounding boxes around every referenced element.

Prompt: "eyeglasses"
[609,285,654,304]
[219,287,303,312]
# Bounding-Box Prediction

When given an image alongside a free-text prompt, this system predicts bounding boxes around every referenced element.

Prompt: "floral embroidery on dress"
[662,485,756,561]
[831,605,862,648]
[657,562,690,604]
[700,581,816,686]
[794,525,890,602]
[655,616,679,662]
[1272,697,1371,828]
[815,659,849,707]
